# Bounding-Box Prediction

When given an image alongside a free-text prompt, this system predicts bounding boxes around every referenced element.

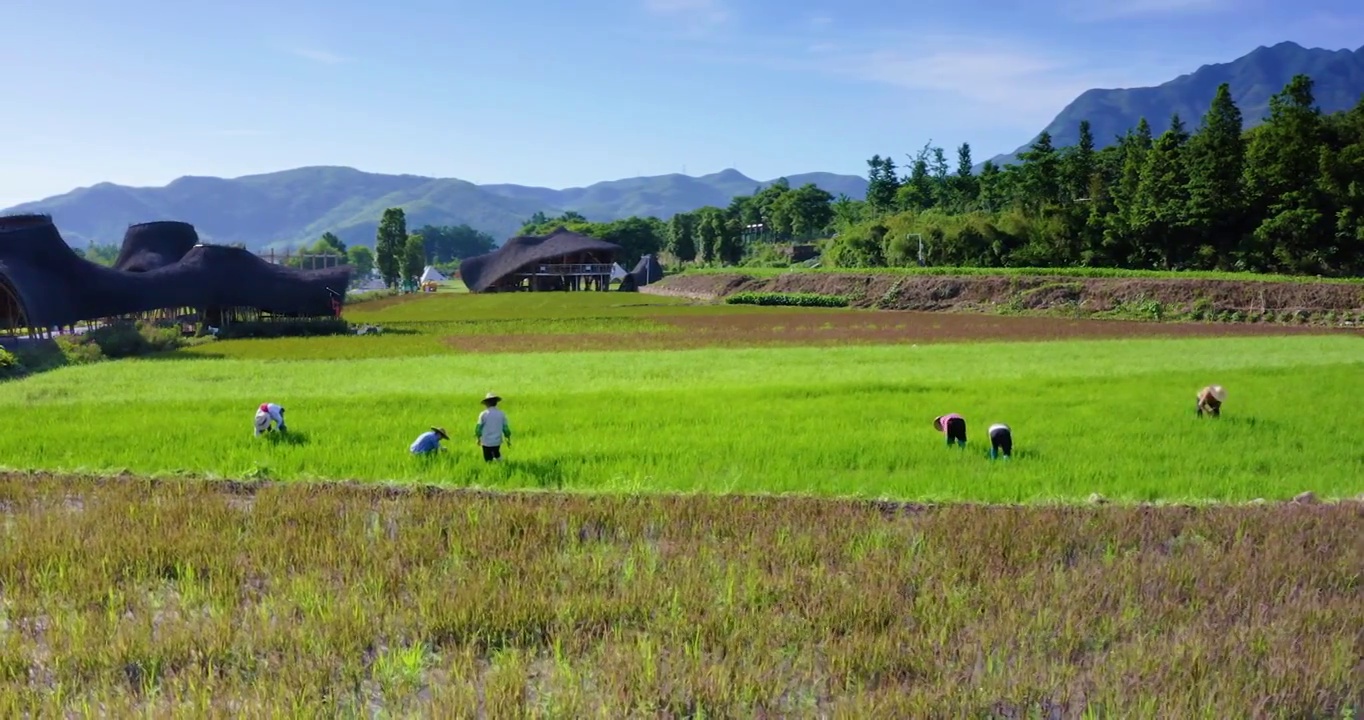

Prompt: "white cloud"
[702,32,1200,127]
[643,0,729,31]
[290,47,346,64]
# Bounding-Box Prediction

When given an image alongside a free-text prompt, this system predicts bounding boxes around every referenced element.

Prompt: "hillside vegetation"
[993,41,1364,164]
[541,74,1364,281]
[811,75,1364,278]
[1,167,865,251]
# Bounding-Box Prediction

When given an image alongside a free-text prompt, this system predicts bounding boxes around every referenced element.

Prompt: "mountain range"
[989,41,1364,165]
[6,41,1364,250]
[1,167,868,250]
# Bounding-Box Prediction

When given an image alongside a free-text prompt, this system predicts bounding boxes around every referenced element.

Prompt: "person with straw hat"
[933,413,967,449]
[253,402,286,436]
[1196,385,1227,418]
[475,392,512,461]
[409,427,450,454]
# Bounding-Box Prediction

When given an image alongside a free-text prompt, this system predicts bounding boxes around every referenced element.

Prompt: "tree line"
[518,179,839,267]
[518,72,1364,278]
[291,213,497,289]
[827,74,1364,276]
[328,72,1364,281]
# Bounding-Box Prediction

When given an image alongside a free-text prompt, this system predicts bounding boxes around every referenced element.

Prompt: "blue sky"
[3,0,1362,207]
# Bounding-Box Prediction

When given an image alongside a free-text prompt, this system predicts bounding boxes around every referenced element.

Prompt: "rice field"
[1,292,1362,501]
[1,287,1362,716]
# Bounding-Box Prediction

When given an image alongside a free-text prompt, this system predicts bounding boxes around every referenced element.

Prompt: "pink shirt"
[938,413,963,433]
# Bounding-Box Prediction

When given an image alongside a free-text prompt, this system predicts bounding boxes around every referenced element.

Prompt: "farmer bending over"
[988,423,1013,460]
[475,392,511,461]
[934,413,967,448]
[1196,385,1226,418]
[410,427,449,454]
[254,403,286,436]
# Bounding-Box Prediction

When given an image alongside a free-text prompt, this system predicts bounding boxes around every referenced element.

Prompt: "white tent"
[609,262,628,281]
[419,265,448,283]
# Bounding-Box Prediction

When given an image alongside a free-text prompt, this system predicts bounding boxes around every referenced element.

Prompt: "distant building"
[459,227,622,293]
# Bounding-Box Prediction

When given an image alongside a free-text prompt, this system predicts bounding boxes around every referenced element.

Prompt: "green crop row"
[725,292,850,307]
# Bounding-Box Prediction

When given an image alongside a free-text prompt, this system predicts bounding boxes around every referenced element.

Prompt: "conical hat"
[1209,385,1226,402]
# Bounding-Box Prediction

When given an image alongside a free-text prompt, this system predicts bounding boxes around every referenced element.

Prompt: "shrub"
[725,292,849,308]
[81,321,184,359]
[54,335,104,365]
[214,318,351,340]
[0,345,21,379]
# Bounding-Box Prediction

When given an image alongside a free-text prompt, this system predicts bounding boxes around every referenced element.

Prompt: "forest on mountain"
[534,73,1363,278]
[822,74,1364,276]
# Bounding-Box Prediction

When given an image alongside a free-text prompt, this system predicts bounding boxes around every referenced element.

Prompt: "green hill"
[989,41,1364,165]
[2,167,867,251]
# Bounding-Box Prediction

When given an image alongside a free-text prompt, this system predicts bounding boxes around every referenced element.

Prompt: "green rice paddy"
[1,292,1360,502]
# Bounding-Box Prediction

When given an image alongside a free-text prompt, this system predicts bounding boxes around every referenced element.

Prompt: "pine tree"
[1184,83,1246,267]
[375,207,407,288]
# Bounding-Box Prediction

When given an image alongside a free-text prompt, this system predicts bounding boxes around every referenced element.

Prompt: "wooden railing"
[523,263,613,275]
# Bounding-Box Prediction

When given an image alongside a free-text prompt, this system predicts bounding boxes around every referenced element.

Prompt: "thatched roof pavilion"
[0,214,352,334]
[459,227,622,293]
[114,221,201,272]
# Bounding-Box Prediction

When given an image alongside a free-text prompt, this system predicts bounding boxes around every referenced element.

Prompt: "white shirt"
[256,403,284,423]
[477,407,508,446]
[988,423,1010,434]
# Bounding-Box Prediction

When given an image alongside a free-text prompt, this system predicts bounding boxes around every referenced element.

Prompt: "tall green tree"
[1131,115,1192,268]
[375,207,407,288]
[865,155,900,212]
[1064,121,1097,203]
[1243,74,1331,272]
[896,143,936,212]
[667,212,697,262]
[1018,132,1062,210]
[319,232,346,255]
[414,224,496,262]
[403,233,426,282]
[1184,83,1246,267]
[347,245,375,279]
[717,217,744,264]
[954,143,978,210]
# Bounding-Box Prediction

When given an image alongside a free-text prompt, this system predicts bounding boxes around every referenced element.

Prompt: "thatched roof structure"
[114,221,200,272]
[459,227,622,293]
[0,214,352,330]
[630,254,664,286]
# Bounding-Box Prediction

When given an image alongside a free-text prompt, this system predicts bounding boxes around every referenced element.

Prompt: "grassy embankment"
[680,264,1364,283]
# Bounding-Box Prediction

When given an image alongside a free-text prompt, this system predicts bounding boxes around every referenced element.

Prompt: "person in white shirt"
[475,392,512,461]
[988,423,1012,460]
[254,403,286,436]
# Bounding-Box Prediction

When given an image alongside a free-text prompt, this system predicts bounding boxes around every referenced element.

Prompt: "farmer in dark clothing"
[988,423,1013,460]
[934,413,967,448]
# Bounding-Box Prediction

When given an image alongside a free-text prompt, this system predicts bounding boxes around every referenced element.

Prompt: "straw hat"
[431,427,449,440]
[1209,385,1226,402]
[482,392,501,405]
[932,415,944,430]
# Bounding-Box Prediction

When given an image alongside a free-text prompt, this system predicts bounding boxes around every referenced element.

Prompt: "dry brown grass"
[443,310,1351,353]
[0,473,1359,717]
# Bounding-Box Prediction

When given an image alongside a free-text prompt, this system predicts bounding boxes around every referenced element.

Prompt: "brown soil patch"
[646,273,1364,318]
[444,311,1358,353]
